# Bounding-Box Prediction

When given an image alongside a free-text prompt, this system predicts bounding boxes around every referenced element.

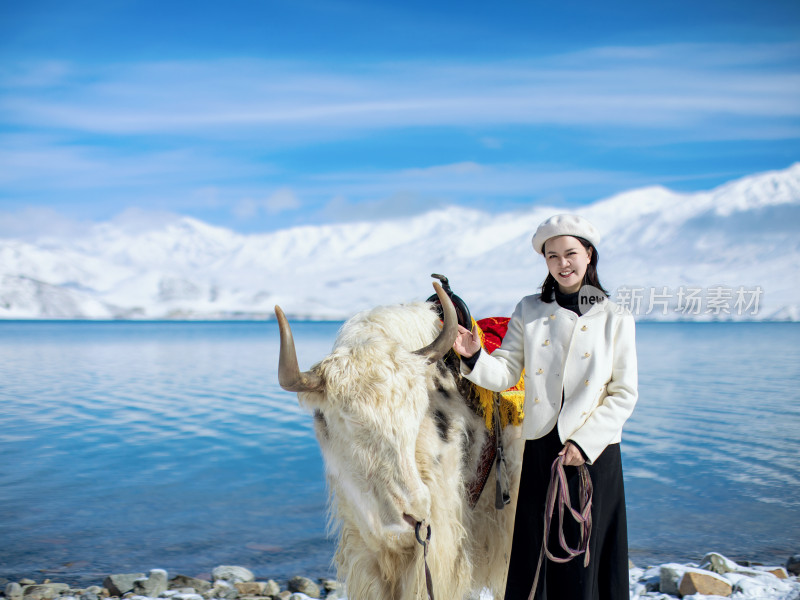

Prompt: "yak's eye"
[313,409,329,437]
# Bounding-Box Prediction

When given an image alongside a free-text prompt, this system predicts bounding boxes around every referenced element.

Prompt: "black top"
[554,287,581,315]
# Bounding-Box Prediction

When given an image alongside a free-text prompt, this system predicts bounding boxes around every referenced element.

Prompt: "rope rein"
[493,395,511,509]
[528,454,593,600]
[416,455,592,600]
[415,520,435,600]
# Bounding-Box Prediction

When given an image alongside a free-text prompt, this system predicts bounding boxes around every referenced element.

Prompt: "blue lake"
[1,320,798,586]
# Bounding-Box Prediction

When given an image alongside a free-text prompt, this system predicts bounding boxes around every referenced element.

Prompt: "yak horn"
[275,305,325,393]
[414,281,459,363]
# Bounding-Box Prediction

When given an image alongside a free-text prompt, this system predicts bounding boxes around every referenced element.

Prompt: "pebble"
[210,569,253,585]
[699,551,741,574]
[202,584,235,600]
[658,563,688,595]
[260,582,280,597]
[3,554,799,600]
[678,569,733,597]
[22,583,71,600]
[6,583,23,600]
[168,577,210,594]
[232,583,262,596]
[103,574,145,597]
[319,580,341,595]
[287,577,319,599]
[787,554,800,576]
[132,571,167,599]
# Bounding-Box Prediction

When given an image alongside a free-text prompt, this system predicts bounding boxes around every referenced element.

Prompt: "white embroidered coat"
[462,293,638,464]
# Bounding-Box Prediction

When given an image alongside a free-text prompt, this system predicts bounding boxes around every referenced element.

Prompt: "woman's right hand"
[453,324,482,357]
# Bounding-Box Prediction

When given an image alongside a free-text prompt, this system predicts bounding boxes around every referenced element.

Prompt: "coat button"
[536,368,544,374]
[543,339,550,346]
[534,397,540,404]
[549,314,556,320]
[584,379,590,386]
[584,352,591,358]
[581,325,587,331]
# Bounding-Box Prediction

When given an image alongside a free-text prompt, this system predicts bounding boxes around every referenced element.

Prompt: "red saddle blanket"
[477,316,511,353]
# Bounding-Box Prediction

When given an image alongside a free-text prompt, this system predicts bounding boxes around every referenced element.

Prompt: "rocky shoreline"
[630,552,800,599]
[1,567,343,600]
[3,553,799,600]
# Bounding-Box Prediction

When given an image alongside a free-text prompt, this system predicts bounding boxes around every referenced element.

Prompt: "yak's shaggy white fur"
[295,302,521,600]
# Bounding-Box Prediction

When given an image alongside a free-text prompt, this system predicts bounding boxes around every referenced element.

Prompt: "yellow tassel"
[459,318,525,432]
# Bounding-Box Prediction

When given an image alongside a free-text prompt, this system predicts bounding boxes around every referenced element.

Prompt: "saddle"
[425,273,473,330]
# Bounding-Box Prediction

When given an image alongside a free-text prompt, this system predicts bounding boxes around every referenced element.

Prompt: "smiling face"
[544,235,593,294]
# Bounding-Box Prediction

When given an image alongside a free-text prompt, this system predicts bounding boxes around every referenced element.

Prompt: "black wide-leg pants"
[504,427,629,600]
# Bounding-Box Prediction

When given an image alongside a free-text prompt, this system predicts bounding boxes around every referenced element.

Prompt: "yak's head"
[275,283,458,552]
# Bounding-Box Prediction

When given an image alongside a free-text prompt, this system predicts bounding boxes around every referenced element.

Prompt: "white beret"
[531,214,600,255]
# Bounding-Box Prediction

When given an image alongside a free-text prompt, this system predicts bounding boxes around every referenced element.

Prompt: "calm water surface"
[0,321,798,585]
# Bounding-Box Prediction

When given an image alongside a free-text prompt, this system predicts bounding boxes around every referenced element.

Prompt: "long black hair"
[540,236,609,303]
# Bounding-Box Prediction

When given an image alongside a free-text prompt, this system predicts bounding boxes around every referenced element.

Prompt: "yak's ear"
[295,381,327,410]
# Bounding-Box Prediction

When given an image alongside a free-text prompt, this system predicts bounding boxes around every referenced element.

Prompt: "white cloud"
[2,42,796,237]
[317,192,447,224]
[0,207,91,241]
[480,137,503,149]
[303,162,641,199]
[399,162,485,178]
[2,43,798,139]
[233,187,301,220]
[0,60,74,88]
[0,206,188,242]
[298,162,656,225]
[233,197,260,220]
[0,133,275,192]
[109,207,183,233]
[264,187,300,214]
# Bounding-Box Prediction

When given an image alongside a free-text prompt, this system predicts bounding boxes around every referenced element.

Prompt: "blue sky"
[1,0,799,238]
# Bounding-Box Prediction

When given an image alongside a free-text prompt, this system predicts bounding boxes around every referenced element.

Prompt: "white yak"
[275,283,521,599]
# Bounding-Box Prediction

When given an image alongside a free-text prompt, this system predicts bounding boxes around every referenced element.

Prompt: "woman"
[453,214,638,600]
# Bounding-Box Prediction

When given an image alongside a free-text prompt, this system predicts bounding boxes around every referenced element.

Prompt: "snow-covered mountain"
[2,164,799,321]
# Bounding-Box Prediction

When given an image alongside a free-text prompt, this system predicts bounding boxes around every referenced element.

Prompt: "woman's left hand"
[558,441,586,467]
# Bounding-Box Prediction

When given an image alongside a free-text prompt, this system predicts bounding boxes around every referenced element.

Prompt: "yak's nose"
[404,487,431,524]
[402,513,420,528]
